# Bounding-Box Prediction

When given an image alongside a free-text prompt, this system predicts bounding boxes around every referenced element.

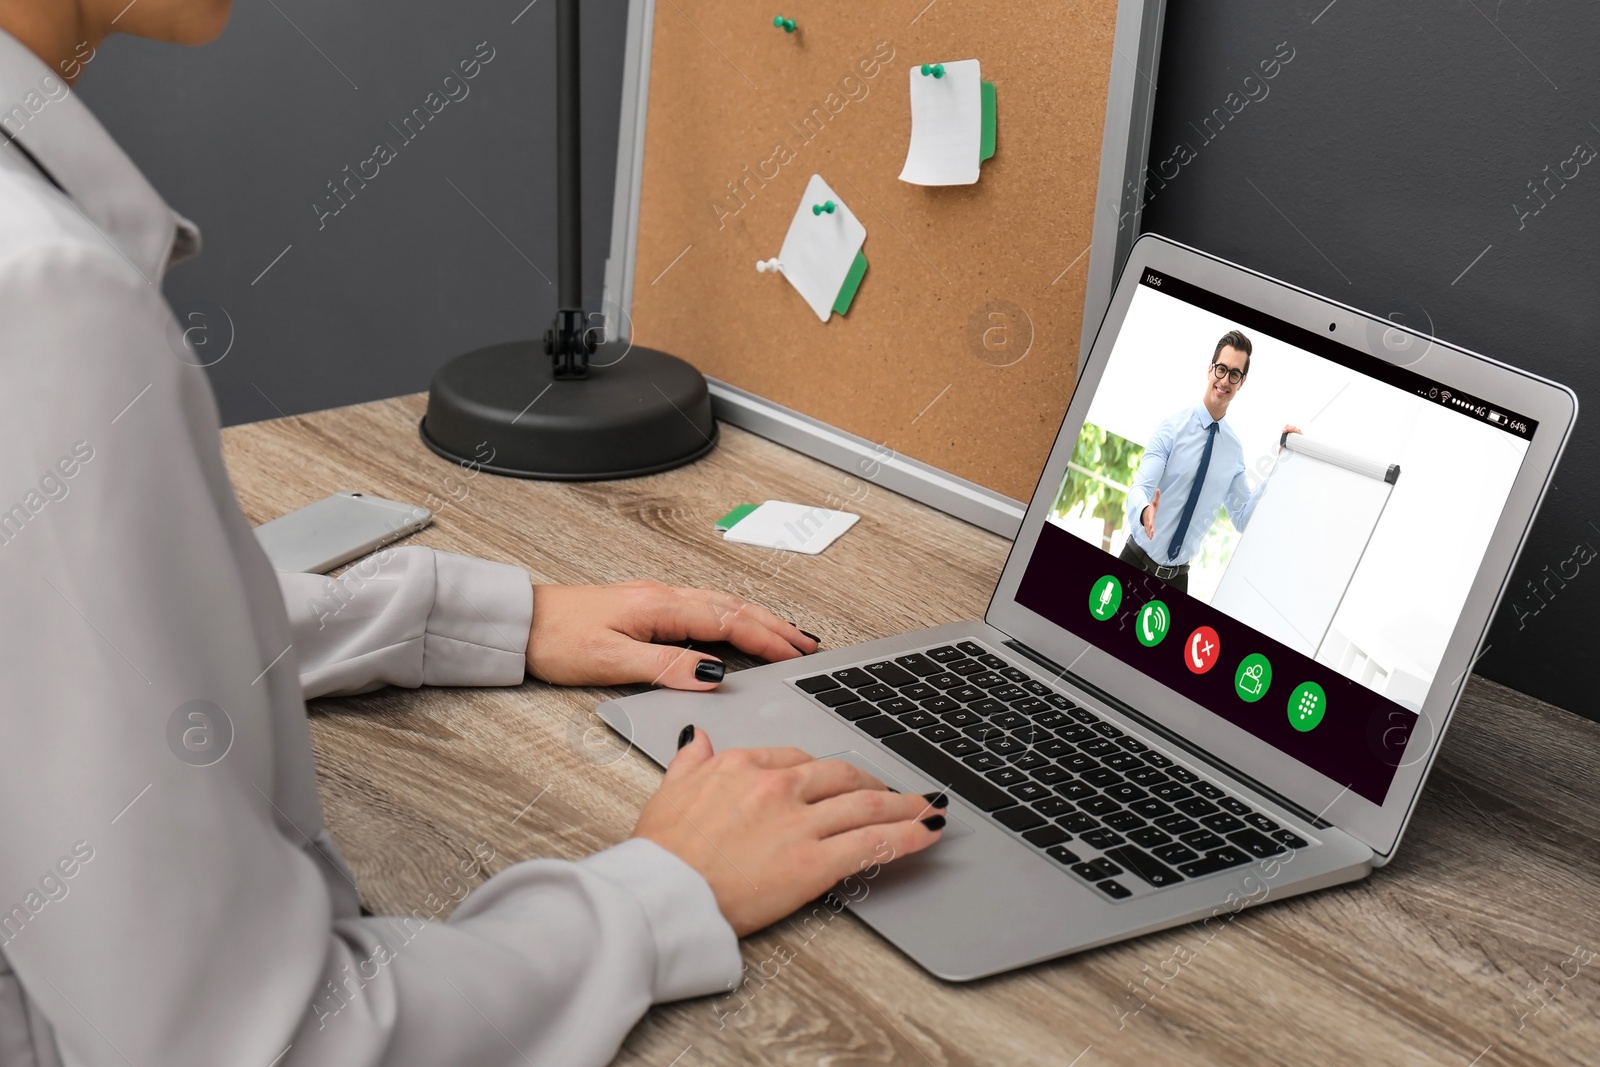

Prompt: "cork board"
[628,0,1122,504]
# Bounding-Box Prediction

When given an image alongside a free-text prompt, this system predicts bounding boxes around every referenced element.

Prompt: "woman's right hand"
[631,727,946,936]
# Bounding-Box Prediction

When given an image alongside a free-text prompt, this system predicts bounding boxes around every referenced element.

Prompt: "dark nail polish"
[677,724,696,749]
[799,629,821,646]
[921,815,946,832]
[694,660,726,683]
[922,791,949,809]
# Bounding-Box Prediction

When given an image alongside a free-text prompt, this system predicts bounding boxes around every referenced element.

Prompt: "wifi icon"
[1137,600,1171,647]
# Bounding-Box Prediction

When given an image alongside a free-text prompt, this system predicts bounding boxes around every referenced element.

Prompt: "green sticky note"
[715,504,758,532]
[831,249,869,316]
[980,81,996,162]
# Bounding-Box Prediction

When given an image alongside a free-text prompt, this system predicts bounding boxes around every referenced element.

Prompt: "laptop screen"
[1014,268,1536,805]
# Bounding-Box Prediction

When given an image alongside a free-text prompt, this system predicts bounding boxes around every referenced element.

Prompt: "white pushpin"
[755,258,782,274]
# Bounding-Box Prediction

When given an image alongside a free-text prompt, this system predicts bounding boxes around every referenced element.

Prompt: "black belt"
[1126,539,1189,580]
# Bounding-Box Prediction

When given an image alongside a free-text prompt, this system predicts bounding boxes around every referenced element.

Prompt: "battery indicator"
[1488,411,1507,425]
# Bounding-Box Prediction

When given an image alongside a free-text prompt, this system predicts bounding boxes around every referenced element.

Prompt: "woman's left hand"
[525,580,818,689]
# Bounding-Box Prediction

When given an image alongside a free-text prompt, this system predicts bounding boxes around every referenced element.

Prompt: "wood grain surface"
[221,394,1600,1067]
[629,0,1118,501]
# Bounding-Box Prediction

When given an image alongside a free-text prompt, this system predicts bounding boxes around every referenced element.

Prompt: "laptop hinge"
[1003,638,1335,830]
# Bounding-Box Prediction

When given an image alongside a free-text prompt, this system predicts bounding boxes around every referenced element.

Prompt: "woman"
[0,3,943,1064]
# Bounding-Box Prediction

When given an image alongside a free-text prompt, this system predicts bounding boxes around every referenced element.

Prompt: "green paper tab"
[832,249,869,316]
[980,81,996,162]
[715,504,759,532]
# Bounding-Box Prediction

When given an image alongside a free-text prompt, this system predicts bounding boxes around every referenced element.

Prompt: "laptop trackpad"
[816,750,974,838]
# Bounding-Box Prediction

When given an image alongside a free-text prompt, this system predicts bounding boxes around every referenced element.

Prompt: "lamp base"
[420,341,717,479]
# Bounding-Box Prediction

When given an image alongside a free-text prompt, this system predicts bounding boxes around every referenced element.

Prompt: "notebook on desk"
[598,233,1576,981]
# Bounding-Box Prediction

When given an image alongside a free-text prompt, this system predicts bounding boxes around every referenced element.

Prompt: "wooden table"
[222,394,1600,1067]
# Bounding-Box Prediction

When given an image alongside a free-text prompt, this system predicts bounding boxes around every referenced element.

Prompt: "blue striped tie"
[1167,421,1218,562]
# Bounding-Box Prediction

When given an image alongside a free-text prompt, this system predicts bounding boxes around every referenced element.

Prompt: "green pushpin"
[812,200,836,215]
[920,62,945,78]
[773,15,796,32]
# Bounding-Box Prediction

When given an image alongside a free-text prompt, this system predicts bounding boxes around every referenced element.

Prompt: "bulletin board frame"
[601,0,1168,537]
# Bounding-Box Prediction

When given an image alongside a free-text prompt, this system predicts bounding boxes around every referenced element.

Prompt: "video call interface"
[1016,270,1535,804]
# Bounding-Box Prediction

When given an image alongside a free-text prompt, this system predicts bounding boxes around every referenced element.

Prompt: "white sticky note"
[723,500,860,555]
[774,174,867,322]
[899,59,983,186]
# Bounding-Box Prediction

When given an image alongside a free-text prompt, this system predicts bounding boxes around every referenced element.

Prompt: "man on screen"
[1120,330,1299,594]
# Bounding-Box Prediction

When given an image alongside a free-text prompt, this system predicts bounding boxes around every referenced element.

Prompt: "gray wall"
[79,0,628,425]
[1138,0,1599,719]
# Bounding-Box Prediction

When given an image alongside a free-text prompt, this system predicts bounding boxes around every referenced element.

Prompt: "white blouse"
[0,29,739,1067]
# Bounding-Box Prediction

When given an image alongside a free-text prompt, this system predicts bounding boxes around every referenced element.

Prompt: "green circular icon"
[1089,575,1122,621]
[1135,600,1170,646]
[1288,681,1326,731]
[1234,653,1272,703]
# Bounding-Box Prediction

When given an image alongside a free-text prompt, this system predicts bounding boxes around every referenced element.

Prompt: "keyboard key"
[832,667,876,688]
[1192,781,1225,800]
[855,715,906,738]
[968,672,1006,689]
[948,659,987,677]
[941,737,982,758]
[864,661,918,687]
[938,708,981,727]
[1033,796,1073,817]
[1102,752,1143,772]
[1079,795,1121,817]
[1056,724,1095,743]
[994,806,1046,831]
[964,723,1006,743]
[1126,767,1170,787]
[1045,844,1081,865]
[893,653,942,676]
[797,675,841,694]
[832,700,879,721]
[1081,828,1125,849]
[987,768,1028,788]
[1057,813,1097,833]
[1008,781,1051,803]
[1071,859,1123,880]
[1128,798,1173,818]
[1092,721,1123,738]
[1270,829,1309,849]
[1036,738,1074,759]
[1008,724,1054,746]
[1200,813,1245,834]
[955,640,987,657]
[856,683,897,702]
[1045,693,1074,709]
[1175,797,1219,817]
[970,698,1008,716]
[1008,751,1049,771]
[1150,782,1194,802]
[1242,813,1280,833]
[1152,842,1199,864]
[1153,814,1199,834]
[926,645,965,663]
[1098,879,1133,899]
[899,710,938,729]
[1117,737,1149,753]
[1105,784,1150,804]
[1059,753,1099,774]
[879,732,1019,812]
[1218,797,1252,816]
[1104,845,1184,887]
[1080,738,1118,757]
[1168,766,1200,784]
[1177,847,1251,878]
[1066,707,1098,723]
[1103,811,1146,832]
[1054,780,1097,801]
[962,751,1006,772]
[1080,768,1123,788]
[1022,679,1053,696]
[921,724,960,744]
[991,684,1026,701]
[926,672,964,690]
[986,735,1026,757]
[1023,825,1071,848]
[1010,697,1048,714]
[903,683,939,701]
[999,667,1031,683]
[1031,765,1070,785]
[1227,829,1287,858]
[1127,826,1171,847]
[1031,711,1071,730]
[948,685,985,703]
[1179,830,1225,851]
[977,653,1008,669]
[877,697,917,716]
[816,688,862,708]
[1142,751,1175,768]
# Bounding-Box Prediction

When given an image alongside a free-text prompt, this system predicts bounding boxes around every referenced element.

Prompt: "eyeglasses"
[1210,361,1246,385]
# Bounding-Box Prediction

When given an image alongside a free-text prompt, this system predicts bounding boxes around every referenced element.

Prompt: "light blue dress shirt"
[1125,404,1263,565]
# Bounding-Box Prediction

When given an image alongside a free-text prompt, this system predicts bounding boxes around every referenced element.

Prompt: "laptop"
[597,234,1576,981]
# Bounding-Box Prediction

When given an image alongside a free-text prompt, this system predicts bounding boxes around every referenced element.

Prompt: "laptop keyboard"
[794,639,1313,901]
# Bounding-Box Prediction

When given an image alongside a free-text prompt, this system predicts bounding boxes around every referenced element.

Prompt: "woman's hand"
[633,727,946,936]
[525,580,818,689]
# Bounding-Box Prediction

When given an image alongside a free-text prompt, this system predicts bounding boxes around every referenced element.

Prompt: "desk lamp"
[421,0,717,478]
